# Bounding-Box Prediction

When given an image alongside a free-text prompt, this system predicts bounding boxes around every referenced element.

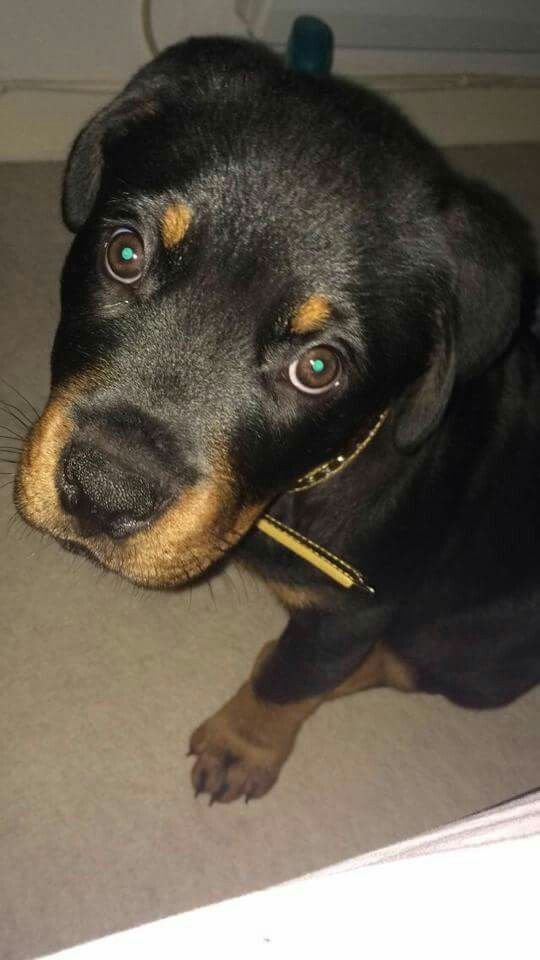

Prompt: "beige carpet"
[1,146,540,960]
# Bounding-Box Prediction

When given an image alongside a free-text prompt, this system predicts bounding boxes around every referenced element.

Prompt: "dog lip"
[57,537,97,560]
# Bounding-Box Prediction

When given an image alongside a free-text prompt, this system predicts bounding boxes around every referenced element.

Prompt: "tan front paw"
[189,735,282,803]
[188,682,300,804]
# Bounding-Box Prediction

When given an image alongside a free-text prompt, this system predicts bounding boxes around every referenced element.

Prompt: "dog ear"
[393,311,456,452]
[62,78,161,232]
[395,179,529,452]
[443,178,525,380]
[62,102,111,232]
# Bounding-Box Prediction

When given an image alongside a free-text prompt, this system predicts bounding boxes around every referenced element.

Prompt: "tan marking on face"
[105,487,263,587]
[161,203,192,249]
[15,371,101,535]
[265,581,323,610]
[15,374,265,588]
[291,294,331,334]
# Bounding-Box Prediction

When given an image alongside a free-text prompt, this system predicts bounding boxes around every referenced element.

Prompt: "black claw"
[210,784,229,806]
[245,793,252,804]
[186,749,195,757]
[194,770,207,796]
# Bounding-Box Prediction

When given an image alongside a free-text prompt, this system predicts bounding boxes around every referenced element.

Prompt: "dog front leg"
[189,609,410,803]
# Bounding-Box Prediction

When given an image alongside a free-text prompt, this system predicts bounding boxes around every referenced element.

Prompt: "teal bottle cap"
[286,16,334,76]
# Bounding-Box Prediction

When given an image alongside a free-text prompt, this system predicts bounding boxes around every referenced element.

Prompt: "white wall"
[1,0,539,161]
[0,1,248,159]
[2,0,148,83]
[0,1,246,83]
[242,0,540,52]
[3,0,540,84]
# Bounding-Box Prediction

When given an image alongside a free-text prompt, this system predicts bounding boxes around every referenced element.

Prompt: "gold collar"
[289,410,389,493]
[256,410,389,593]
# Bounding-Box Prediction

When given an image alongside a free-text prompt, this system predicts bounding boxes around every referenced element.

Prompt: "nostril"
[62,453,75,484]
[59,455,82,513]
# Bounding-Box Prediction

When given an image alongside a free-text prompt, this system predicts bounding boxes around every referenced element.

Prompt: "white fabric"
[46,790,540,960]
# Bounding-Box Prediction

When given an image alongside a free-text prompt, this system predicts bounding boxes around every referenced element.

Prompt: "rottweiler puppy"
[15,37,540,803]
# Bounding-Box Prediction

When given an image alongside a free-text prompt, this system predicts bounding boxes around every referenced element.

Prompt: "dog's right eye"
[104,228,145,283]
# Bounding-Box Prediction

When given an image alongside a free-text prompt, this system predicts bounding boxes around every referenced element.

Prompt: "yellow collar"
[257,410,389,592]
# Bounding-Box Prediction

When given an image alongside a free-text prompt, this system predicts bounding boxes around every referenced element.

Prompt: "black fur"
[55,37,540,709]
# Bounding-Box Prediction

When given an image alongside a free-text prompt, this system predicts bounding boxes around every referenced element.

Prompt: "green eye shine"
[310,358,326,374]
[121,246,135,261]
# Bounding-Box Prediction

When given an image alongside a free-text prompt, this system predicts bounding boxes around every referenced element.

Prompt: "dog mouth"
[54,534,233,589]
[20,464,262,588]
[15,380,266,588]
[57,538,99,560]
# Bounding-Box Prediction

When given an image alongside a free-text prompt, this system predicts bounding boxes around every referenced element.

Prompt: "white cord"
[0,0,159,99]
[236,0,272,39]
[141,0,160,57]
[3,4,538,100]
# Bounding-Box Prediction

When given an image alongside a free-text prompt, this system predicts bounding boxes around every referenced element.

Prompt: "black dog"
[16,37,540,802]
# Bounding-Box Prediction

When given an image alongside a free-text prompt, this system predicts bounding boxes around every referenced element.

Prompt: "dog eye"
[288,346,341,394]
[104,228,144,283]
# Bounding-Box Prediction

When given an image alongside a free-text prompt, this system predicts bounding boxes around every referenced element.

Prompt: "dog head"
[15,38,528,587]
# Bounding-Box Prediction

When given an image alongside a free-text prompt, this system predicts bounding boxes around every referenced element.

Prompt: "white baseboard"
[381,77,540,149]
[1,77,539,163]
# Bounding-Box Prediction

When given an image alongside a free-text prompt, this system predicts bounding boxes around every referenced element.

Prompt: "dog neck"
[256,409,390,592]
[288,409,389,494]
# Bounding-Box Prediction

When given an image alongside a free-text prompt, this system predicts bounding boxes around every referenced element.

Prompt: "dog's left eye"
[288,345,342,394]
[104,228,145,283]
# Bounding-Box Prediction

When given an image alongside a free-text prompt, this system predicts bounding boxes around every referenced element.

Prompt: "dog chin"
[57,537,99,562]
[54,530,233,589]
[16,451,264,589]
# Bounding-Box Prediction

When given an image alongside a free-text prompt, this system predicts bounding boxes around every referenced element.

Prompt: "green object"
[121,246,135,261]
[286,16,334,76]
[310,357,325,374]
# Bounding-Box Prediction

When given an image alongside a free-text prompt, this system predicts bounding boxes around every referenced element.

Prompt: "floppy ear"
[443,178,526,380]
[395,177,529,452]
[62,101,112,232]
[62,87,158,232]
[393,310,456,452]
[62,69,165,232]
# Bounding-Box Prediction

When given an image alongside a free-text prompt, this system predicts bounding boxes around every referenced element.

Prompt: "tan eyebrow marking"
[291,294,332,334]
[161,203,192,249]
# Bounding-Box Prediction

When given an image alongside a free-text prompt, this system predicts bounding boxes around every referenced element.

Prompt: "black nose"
[57,403,181,539]
[59,441,169,539]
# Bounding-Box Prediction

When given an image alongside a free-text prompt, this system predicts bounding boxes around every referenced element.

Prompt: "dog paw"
[189,717,284,804]
[187,681,297,804]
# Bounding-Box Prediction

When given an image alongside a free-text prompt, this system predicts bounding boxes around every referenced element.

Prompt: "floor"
[1,145,540,960]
